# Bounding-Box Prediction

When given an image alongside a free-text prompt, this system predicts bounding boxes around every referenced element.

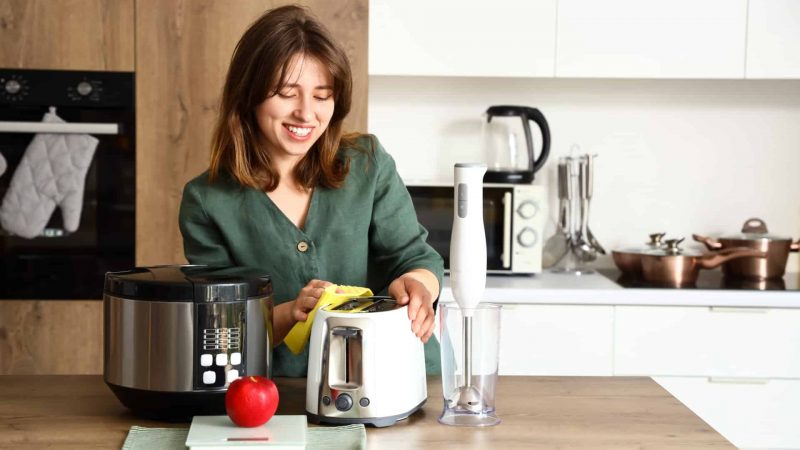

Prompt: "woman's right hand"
[292,279,334,322]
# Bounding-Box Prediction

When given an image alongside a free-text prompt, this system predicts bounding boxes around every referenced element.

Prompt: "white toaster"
[305,296,427,427]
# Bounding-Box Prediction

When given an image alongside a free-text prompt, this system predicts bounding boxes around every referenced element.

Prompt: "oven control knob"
[516,201,538,219]
[4,79,21,95]
[76,81,93,96]
[517,227,539,248]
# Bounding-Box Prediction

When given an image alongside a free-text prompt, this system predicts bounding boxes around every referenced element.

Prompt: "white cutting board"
[185,415,306,449]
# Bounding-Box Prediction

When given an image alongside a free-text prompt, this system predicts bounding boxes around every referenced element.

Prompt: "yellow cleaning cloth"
[283,285,373,355]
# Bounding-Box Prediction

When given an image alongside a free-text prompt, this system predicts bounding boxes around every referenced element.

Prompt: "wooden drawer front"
[655,376,800,449]
[615,306,800,378]
[499,305,614,376]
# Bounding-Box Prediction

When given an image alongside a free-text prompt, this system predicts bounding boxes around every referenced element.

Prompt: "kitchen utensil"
[551,157,593,274]
[584,154,605,255]
[639,238,766,287]
[542,160,570,267]
[573,157,597,262]
[693,218,799,280]
[305,296,426,427]
[612,232,666,278]
[104,265,273,421]
[441,162,500,427]
[481,105,550,183]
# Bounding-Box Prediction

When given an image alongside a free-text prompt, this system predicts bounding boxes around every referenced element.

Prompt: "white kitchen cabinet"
[614,306,800,379]
[369,0,557,77]
[498,304,614,376]
[746,0,800,79]
[555,0,748,78]
[655,376,800,449]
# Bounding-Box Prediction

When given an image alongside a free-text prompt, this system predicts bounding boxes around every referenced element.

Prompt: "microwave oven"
[406,182,546,274]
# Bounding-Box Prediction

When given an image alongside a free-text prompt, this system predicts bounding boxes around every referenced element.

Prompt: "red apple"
[225,376,279,427]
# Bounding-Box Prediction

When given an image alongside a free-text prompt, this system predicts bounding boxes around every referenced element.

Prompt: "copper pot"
[611,233,666,278]
[693,218,799,280]
[640,238,766,287]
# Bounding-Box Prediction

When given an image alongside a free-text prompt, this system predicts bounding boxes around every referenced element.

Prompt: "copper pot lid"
[643,238,705,257]
[720,218,792,242]
[615,232,667,254]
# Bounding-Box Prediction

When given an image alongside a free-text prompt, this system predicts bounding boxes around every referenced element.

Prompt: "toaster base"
[106,382,226,422]
[306,398,426,428]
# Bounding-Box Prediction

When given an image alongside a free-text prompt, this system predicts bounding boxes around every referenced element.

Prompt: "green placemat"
[121,423,366,450]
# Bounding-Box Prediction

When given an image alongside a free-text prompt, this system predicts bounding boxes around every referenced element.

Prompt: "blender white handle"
[501,191,512,269]
[450,163,487,313]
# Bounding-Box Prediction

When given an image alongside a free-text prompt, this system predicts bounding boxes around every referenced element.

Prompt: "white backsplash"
[368,76,800,271]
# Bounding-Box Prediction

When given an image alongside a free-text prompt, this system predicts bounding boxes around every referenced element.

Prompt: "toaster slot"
[329,327,362,390]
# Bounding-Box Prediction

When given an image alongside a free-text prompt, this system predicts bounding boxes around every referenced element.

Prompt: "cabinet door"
[615,306,800,378]
[746,0,800,78]
[0,0,134,71]
[498,304,614,376]
[369,0,557,77]
[656,376,800,449]
[556,0,747,78]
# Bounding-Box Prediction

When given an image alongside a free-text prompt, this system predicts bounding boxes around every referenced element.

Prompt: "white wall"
[368,76,800,271]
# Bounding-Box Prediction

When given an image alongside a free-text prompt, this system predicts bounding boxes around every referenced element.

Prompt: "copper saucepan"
[611,233,666,278]
[693,218,799,280]
[639,238,767,287]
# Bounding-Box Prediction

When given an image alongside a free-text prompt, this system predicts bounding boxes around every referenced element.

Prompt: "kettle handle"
[523,107,551,174]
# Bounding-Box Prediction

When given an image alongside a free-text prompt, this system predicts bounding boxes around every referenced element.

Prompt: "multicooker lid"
[104,265,272,302]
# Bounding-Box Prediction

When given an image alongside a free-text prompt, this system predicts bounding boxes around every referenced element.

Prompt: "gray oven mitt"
[0,109,98,238]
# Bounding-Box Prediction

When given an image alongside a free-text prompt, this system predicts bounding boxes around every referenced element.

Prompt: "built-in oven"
[406,182,546,274]
[0,68,135,299]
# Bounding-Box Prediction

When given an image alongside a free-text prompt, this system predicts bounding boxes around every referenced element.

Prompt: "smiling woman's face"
[255,53,335,163]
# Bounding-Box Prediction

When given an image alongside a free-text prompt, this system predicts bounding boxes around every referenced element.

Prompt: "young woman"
[179,5,443,377]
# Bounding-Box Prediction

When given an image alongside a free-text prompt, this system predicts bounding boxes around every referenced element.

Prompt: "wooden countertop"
[0,375,732,449]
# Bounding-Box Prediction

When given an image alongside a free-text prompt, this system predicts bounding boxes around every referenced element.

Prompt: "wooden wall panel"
[0,0,134,70]
[136,0,369,266]
[0,301,103,374]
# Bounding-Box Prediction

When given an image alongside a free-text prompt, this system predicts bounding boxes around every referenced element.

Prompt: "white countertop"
[440,271,800,309]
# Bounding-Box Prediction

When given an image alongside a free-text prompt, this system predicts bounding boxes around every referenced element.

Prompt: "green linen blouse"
[179,135,444,377]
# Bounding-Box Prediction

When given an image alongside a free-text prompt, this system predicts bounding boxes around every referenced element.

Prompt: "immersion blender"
[448,163,487,414]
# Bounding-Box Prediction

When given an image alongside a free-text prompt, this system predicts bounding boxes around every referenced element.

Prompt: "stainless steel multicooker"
[104,265,273,420]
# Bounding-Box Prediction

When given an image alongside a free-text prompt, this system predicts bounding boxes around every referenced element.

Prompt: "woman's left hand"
[388,274,435,343]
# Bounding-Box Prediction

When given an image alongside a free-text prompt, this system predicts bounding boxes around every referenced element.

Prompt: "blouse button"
[297,241,309,252]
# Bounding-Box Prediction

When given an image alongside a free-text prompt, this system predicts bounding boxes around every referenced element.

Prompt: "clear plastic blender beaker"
[438,302,502,427]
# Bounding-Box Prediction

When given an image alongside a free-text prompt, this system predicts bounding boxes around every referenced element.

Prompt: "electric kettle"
[482,105,551,183]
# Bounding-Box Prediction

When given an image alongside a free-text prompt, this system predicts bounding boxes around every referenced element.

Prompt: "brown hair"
[208,5,358,191]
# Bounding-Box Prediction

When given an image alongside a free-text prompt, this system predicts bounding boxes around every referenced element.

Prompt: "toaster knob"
[335,393,353,411]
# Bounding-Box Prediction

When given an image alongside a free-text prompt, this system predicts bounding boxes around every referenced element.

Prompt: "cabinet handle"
[707,377,769,385]
[708,307,768,314]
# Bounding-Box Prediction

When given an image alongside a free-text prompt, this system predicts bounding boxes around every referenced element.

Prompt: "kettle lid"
[103,264,272,302]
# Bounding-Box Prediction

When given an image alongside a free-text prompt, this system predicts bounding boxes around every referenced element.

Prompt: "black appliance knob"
[335,393,353,411]
[77,81,93,96]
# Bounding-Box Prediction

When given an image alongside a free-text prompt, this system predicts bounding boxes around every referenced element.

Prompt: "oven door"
[407,185,511,273]
[0,69,135,299]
